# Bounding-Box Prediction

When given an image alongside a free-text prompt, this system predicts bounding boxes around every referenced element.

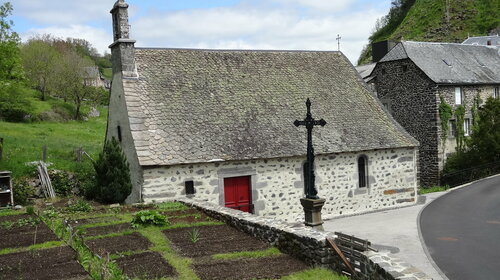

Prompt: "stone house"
[371,41,500,187]
[106,0,419,222]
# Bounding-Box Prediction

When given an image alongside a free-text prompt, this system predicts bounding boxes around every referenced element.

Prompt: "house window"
[185,181,195,196]
[381,68,386,75]
[494,87,499,99]
[449,120,457,137]
[117,125,122,142]
[454,87,463,105]
[358,156,369,188]
[402,65,408,72]
[464,118,471,136]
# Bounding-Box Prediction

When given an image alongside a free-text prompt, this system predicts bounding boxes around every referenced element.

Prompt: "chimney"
[109,0,137,78]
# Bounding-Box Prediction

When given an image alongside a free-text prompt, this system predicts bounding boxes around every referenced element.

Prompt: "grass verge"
[419,185,449,195]
[212,247,281,260]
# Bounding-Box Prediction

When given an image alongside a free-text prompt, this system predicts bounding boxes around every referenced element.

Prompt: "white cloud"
[271,0,353,12]
[10,0,112,25]
[132,6,383,64]
[22,25,112,55]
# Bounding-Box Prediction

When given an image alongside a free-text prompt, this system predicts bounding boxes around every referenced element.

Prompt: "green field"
[0,107,107,178]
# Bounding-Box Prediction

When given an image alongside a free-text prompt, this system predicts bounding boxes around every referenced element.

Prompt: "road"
[419,175,500,280]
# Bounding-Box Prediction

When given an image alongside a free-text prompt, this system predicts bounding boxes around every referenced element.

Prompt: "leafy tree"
[468,97,500,163]
[444,97,500,173]
[21,37,61,100]
[50,49,95,119]
[0,2,22,81]
[91,137,132,204]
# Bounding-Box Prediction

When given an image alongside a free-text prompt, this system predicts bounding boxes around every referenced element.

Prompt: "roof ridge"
[135,47,342,53]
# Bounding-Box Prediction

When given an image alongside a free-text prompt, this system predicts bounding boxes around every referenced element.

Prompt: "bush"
[0,83,36,122]
[12,179,35,206]
[49,170,74,196]
[91,137,132,204]
[131,210,169,228]
[66,199,93,212]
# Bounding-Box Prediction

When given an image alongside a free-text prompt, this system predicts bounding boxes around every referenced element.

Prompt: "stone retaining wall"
[178,198,431,280]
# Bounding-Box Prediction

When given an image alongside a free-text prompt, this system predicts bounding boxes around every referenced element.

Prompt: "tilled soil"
[161,209,200,217]
[80,222,133,236]
[85,232,151,256]
[0,222,59,249]
[169,215,213,225]
[115,251,176,279]
[0,246,89,280]
[163,224,270,257]
[193,255,309,280]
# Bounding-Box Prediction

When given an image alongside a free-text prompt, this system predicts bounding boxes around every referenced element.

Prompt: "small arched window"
[358,155,369,188]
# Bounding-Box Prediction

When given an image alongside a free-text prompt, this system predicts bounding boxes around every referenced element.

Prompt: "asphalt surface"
[323,193,445,280]
[420,175,500,280]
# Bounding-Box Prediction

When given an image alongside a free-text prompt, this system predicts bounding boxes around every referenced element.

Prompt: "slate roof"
[380,41,500,84]
[123,48,417,166]
[355,63,377,81]
[462,35,500,47]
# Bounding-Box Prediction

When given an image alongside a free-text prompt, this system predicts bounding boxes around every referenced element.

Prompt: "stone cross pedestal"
[300,198,326,230]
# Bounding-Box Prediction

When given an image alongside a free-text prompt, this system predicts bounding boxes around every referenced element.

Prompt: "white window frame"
[464,118,471,136]
[494,87,499,99]
[455,87,462,105]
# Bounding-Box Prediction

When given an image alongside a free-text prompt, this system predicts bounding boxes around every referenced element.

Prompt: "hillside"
[358,0,500,65]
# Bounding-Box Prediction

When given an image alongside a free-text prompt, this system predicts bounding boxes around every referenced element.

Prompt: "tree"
[50,48,94,119]
[91,137,132,204]
[0,2,22,81]
[21,37,61,100]
[468,97,500,163]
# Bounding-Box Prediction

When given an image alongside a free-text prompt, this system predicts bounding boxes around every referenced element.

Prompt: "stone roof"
[380,41,500,84]
[462,35,500,47]
[124,48,417,166]
[355,63,377,81]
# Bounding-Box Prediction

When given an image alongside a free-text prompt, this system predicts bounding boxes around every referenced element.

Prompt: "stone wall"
[374,59,440,187]
[178,198,432,280]
[437,85,499,169]
[142,147,418,222]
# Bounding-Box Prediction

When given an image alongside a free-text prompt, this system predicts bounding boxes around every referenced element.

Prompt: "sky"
[8,0,391,65]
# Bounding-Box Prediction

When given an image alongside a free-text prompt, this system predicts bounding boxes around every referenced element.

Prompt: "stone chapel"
[107,0,419,222]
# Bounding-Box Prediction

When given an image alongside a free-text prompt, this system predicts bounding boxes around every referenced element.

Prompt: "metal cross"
[336,34,341,51]
[294,98,326,199]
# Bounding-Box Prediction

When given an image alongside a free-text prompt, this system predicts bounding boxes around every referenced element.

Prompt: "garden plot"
[0,246,89,280]
[0,200,345,280]
[85,232,151,256]
[115,251,176,279]
[163,224,270,257]
[0,214,59,249]
[194,254,310,280]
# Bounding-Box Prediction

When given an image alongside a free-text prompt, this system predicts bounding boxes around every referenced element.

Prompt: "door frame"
[217,167,258,215]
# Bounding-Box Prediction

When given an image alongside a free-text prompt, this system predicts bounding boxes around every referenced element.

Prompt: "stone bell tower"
[109,0,137,78]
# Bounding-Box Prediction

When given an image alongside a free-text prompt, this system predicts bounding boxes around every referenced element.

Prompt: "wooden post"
[0,137,3,161]
[42,145,47,162]
[76,146,83,162]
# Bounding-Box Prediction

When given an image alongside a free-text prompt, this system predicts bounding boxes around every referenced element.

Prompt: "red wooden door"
[224,176,252,213]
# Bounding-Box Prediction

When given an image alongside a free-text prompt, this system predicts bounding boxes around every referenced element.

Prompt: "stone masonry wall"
[142,147,418,222]
[437,85,499,170]
[374,59,440,187]
[178,198,432,280]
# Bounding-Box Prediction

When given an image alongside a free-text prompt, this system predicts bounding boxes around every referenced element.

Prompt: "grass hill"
[358,0,500,65]
[0,94,107,179]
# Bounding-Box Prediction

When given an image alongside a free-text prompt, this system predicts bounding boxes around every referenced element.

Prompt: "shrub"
[91,137,132,204]
[131,210,169,228]
[12,179,35,206]
[49,170,74,196]
[0,83,36,122]
[66,199,93,213]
